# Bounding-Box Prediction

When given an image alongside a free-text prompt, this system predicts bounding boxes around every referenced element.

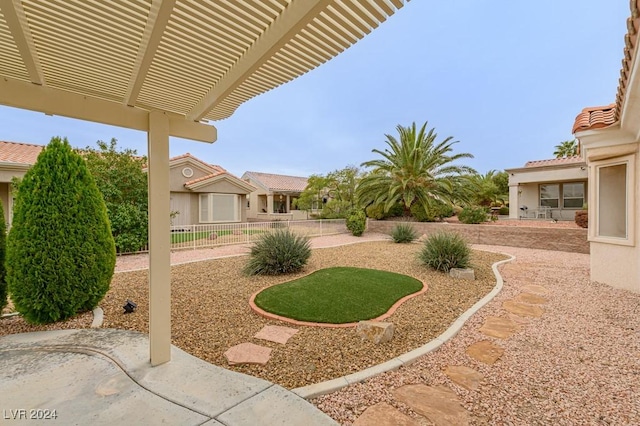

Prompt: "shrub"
[419,232,471,272]
[458,206,488,224]
[411,201,454,222]
[7,137,116,324]
[365,202,404,220]
[391,223,417,243]
[244,228,311,275]
[346,208,367,236]
[499,206,509,215]
[0,201,6,312]
[575,210,588,228]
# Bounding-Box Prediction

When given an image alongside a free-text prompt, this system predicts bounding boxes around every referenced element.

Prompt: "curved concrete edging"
[291,251,517,400]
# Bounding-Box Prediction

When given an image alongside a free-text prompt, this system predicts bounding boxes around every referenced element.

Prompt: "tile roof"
[573,1,640,133]
[524,156,585,168]
[168,153,226,174]
[244,171,308,192]
[184,171,226,186]
[0,141,43,165]
[572,104,617,133]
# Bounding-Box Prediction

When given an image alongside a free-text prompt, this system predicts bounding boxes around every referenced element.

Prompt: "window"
[539,184,559,208]
[199,194,240,223]
[562,182,584,208]
[597,163,627,239]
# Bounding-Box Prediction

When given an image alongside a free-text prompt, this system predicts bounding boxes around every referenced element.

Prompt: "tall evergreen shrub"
[7,137,116,324]
[0,201,6,312]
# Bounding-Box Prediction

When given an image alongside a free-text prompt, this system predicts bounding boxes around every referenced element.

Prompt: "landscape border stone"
[292,252,516,399]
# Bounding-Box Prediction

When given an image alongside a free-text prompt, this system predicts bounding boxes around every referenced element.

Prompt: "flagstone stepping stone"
[444,365,484,391]
[394,384,469,426]
[353,402,419,426]
[479,316,521,339]
[254,325,298,344]
[465,340,504,364]
[521,284,549,295]
[513,292,548,305]
[224,343,272,365]
[502,300,544,317]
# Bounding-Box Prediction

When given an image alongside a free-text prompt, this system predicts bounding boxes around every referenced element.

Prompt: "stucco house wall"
[506,156,588,221]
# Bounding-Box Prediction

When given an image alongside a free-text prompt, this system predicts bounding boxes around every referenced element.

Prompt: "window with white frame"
[597,163,627,239]
[539,184,559,208]
[199,194,240,223]
[562,182,585,208]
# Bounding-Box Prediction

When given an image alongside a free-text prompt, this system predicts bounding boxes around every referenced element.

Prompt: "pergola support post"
[148,110,171,366]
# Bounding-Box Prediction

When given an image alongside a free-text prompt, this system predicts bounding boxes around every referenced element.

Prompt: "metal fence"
[126,219,348,254]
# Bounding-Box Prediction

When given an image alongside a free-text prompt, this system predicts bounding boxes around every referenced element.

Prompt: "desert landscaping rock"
[465,340,505,364]
[254,325,299,345]
[355,321,395,344]
[502,300,544,317]
[478,316,521,339]
[443,365,484,391]
[353,402,419,426]
[449,268,475,280]
[224,342,272,366]
[513,292,548,304]
[393,384,469,426]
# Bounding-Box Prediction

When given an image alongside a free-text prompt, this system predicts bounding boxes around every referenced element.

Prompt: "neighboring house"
[0,141,43,226]
[506,156,587,220]
[0,142,254,227]
[168,154,255,226]
[571,1,640,293]
[241,171,308,221]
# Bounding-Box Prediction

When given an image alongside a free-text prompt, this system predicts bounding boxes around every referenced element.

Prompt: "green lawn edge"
[254,267,423,324]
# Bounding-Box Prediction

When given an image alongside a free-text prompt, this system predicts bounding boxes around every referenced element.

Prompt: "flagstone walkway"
[353,285,549,426]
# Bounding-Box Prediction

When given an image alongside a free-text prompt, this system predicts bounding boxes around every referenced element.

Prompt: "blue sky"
[0,1,630,178]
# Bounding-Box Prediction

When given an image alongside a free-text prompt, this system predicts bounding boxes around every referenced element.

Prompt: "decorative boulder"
[356,321,395,344]
[208,232,218,240]
[450,268,475,281]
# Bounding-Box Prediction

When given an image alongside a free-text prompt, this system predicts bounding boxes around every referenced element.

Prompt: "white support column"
[286,195,290,213]
[148,111,171,366]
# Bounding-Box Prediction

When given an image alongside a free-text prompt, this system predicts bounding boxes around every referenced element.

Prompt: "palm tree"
[553,139,578,158]
[356,122,475,217]
[467,170,508,207]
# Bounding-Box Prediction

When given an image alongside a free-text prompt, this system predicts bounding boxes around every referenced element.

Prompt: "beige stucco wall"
[507,165,588,220]
[169,164,210,192]
[590,242,639,292]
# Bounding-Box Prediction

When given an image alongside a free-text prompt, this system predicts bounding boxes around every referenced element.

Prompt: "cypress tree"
[6,137,116,324]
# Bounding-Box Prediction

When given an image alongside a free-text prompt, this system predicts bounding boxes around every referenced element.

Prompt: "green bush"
[499,206,509,215]
[411,201,455,222]
[0,201,6,312]
[391,222,417,243]
[346,209,367,236]
[365,202,404,220]
[7,137,116,324]
[244,228,311,275]
[458,206,488,224]
[419,232,471,272]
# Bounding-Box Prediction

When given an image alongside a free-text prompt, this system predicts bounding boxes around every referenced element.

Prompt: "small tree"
[7,137,116,324]
[346,208,367,236]
[82,138,148,253]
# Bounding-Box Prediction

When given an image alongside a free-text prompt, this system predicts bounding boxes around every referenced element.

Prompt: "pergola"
[0,0,406,365]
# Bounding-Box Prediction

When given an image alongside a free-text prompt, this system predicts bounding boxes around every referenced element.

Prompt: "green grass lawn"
[253,267,423,324]
[170,229,262,243]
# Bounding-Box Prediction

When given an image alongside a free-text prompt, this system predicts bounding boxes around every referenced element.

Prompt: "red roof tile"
[169,152,227,174]
[0,141,43,165]
[524,156,585,168]
[244,171,308,192]
[184,171,225,186]
[572,104,617,133]
[573,1,640,133]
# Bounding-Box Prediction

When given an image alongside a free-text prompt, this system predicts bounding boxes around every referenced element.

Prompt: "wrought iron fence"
[123,219,347,255]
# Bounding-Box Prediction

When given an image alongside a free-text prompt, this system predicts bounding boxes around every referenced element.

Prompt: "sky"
[0,1,631,179]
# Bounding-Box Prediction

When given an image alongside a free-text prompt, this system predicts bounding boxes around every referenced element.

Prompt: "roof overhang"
[185,173,256,193]
[0,0,407,141]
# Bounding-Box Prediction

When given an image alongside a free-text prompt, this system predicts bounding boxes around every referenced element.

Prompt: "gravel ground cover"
[0,240,505,390]
[314,246,640,425]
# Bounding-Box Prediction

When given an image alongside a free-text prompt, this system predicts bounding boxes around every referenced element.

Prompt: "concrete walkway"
[0,329,337,425]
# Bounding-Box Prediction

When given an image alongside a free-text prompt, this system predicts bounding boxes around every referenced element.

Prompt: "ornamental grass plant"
[243,228,311,275]
[419,231,470,272]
